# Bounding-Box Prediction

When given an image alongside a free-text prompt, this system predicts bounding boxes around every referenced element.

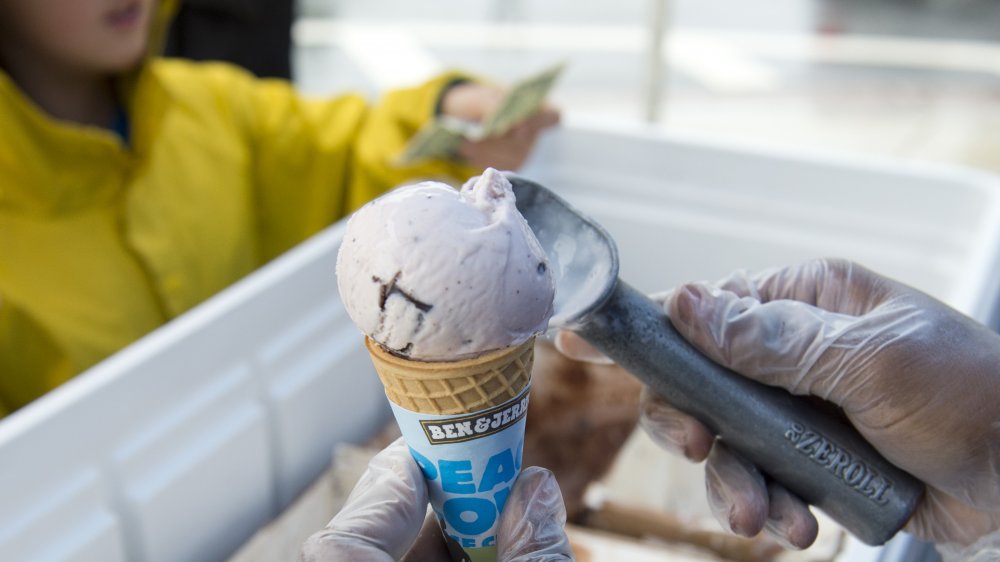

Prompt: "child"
[0,0,559,416]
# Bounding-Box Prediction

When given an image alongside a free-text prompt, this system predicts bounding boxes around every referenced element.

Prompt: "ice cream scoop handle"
[571,280,924,546]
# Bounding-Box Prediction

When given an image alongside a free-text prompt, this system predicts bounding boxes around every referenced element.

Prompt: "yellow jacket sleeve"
[0,298,75,415]
[234,71,479,261]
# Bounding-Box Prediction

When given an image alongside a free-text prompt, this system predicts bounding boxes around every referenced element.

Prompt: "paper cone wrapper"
[365,337,535,562]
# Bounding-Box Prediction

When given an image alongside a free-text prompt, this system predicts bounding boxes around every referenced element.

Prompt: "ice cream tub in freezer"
[2,116,1000,562]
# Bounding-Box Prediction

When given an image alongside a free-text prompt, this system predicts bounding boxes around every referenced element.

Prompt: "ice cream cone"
[337,170,555,562]
[365,336,534,415]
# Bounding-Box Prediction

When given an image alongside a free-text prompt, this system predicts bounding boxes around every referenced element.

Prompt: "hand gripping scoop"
[506,173,923,546]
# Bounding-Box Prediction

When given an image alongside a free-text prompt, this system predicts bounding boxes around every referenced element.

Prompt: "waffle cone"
[365,337,534,415]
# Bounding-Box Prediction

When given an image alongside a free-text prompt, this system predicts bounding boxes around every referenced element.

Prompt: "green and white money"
[396,117,468,165]
[479,62,565,138]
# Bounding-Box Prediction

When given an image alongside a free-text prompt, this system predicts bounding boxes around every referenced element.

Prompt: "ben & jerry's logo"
[421,392,530,445]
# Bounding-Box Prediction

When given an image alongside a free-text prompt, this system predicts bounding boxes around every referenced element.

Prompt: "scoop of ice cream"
[336,168,555,361]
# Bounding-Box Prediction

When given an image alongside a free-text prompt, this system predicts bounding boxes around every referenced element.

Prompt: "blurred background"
[292,0,1000,172]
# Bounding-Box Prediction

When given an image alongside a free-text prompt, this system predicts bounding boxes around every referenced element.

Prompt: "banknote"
[398,62,565,164]
[479,62,565,138]
[396,117,467,165]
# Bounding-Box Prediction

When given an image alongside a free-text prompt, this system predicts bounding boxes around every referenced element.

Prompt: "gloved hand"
[556,258,1000,551]
[299,438,573,562]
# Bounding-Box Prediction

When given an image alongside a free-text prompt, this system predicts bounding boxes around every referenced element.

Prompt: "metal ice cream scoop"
[506,173,923,546]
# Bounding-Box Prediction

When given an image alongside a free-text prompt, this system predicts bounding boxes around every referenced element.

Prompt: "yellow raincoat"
[0,2,477,416]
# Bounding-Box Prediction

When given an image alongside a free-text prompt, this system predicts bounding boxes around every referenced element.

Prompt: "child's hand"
[439,83,560,171]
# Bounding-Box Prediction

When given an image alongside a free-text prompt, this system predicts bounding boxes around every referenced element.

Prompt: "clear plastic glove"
[556,258,1000,552]
[299,438,573,562]
[438,82,560,171]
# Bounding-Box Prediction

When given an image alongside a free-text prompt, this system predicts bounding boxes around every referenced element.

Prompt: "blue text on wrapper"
[410,439,524,548]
